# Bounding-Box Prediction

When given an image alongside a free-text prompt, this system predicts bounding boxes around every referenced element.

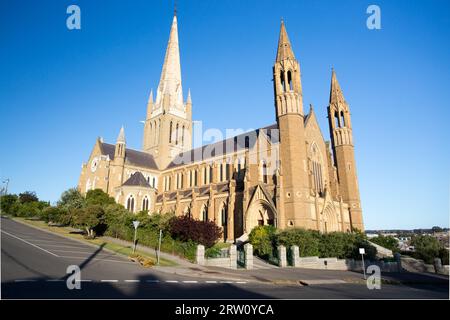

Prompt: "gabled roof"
[166,123,279,169]
[122,171,151,188]
[99,143,158,170]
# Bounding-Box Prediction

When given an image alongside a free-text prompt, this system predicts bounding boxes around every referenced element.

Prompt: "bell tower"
[273,20,311,229]
[327,69,364,231]
[142,14,192,169]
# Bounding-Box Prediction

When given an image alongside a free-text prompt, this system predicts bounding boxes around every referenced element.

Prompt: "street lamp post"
[359,248,366,279]
[2,178,9,195]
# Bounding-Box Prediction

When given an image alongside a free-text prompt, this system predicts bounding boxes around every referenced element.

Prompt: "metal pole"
[157,229,162,265]
[133,228,137,253]
[361,254,366,279]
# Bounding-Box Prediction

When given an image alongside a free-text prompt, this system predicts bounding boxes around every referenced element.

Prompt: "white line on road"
[182,280,198,283]
[165,280,179,283]
[1,230,59,257]
[76,280,93,282]
[124,280,140,283]
[100,280,118,283]
[220,281,234,284]
[205,281,218,283]
[14,279,37,282]
[58,256,135,264]
[45,279,64,282]
[235,281,248,284]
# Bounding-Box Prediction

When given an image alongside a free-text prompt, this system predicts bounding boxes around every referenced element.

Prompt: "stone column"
[229,245,237,269]
[196,245,205,266]
[278,245,287,267]
[291,245,300,267]
[434,258,443,274]
[244,243,253,270]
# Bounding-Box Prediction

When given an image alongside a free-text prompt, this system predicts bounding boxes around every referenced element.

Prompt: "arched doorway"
[245,200,276,233]
[323,205,340,233]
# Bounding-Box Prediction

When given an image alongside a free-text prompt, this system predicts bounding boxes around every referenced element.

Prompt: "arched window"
[126,195,135,212]
[245,136,250,149]
[182,125,185,146]
[334,111,340,128]
[219,163,223,182]
[287,70,293,91]
[142,196,149,211]
[175,123,179,145]
[169,121,173,143]
[202,206,208,221]
[262,162,268,184]
[280,72,285,92]
[194,170,198,186]
[221,205,228,241]
[152,177,156,188]
[340,111,345,127]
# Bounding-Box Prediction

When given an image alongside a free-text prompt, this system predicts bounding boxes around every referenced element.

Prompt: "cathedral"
[78,14,364,242]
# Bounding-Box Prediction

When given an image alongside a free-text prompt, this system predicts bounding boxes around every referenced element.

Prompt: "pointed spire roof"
[117,126,126,144]
[155,15,183,109]
[148,89,153,104]
[187,89,192,104]
[329,69,346,105]
[276,20,296,62]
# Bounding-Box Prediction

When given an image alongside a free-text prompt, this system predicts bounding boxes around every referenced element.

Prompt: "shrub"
[248,225,276,258]
[0,194,18,215]
[16,201,48,218]
[275,229,320,257]
[319,232,357,259]
[169,215,222,248]
[40,206,66,223]
[439,248,449,265]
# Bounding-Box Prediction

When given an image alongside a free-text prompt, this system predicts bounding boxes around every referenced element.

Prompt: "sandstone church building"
[78,14,364,242]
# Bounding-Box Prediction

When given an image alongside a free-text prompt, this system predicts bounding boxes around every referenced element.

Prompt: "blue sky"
[1,0,449,230]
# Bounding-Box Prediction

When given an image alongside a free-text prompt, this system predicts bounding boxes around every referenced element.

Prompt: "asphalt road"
[1,217,448,299]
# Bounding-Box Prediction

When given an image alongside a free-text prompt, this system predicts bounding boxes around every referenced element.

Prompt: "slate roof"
[122,172,151,188]
[166,123,279,169]
[100,143,158,170]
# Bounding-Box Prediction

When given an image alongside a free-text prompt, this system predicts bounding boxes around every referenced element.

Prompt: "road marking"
[46,279,64,282]
[101,280,118,283]
[59,256,135,264]
[1,230,59,257]
[220,281,234,284]
[165,280,179,283]
[124,280,140,283]
[205,280,218,283]
[182,280,198,283]
[236,281,247,284]
[76,279,92,282]
[146,280,160,283]
[14,279,37,282]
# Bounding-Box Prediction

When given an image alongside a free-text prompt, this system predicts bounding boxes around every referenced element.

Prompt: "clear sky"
[1,0,449,230]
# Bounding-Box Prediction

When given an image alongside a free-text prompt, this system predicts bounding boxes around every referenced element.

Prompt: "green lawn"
[12,217,177,267]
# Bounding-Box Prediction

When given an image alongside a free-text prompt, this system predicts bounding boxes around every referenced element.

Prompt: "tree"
[0,194,18,214]
[410,235,441,264]
[370,235,399,253]
[40,206,66,223]
[74,205,105,238]
[85,189,115,207]
[57,188,86,210]
[19,191,38,203]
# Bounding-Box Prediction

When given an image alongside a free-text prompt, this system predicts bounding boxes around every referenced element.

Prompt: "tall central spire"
[276,20,296,62]
[155,15,183,111]
[329,69,346,105]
